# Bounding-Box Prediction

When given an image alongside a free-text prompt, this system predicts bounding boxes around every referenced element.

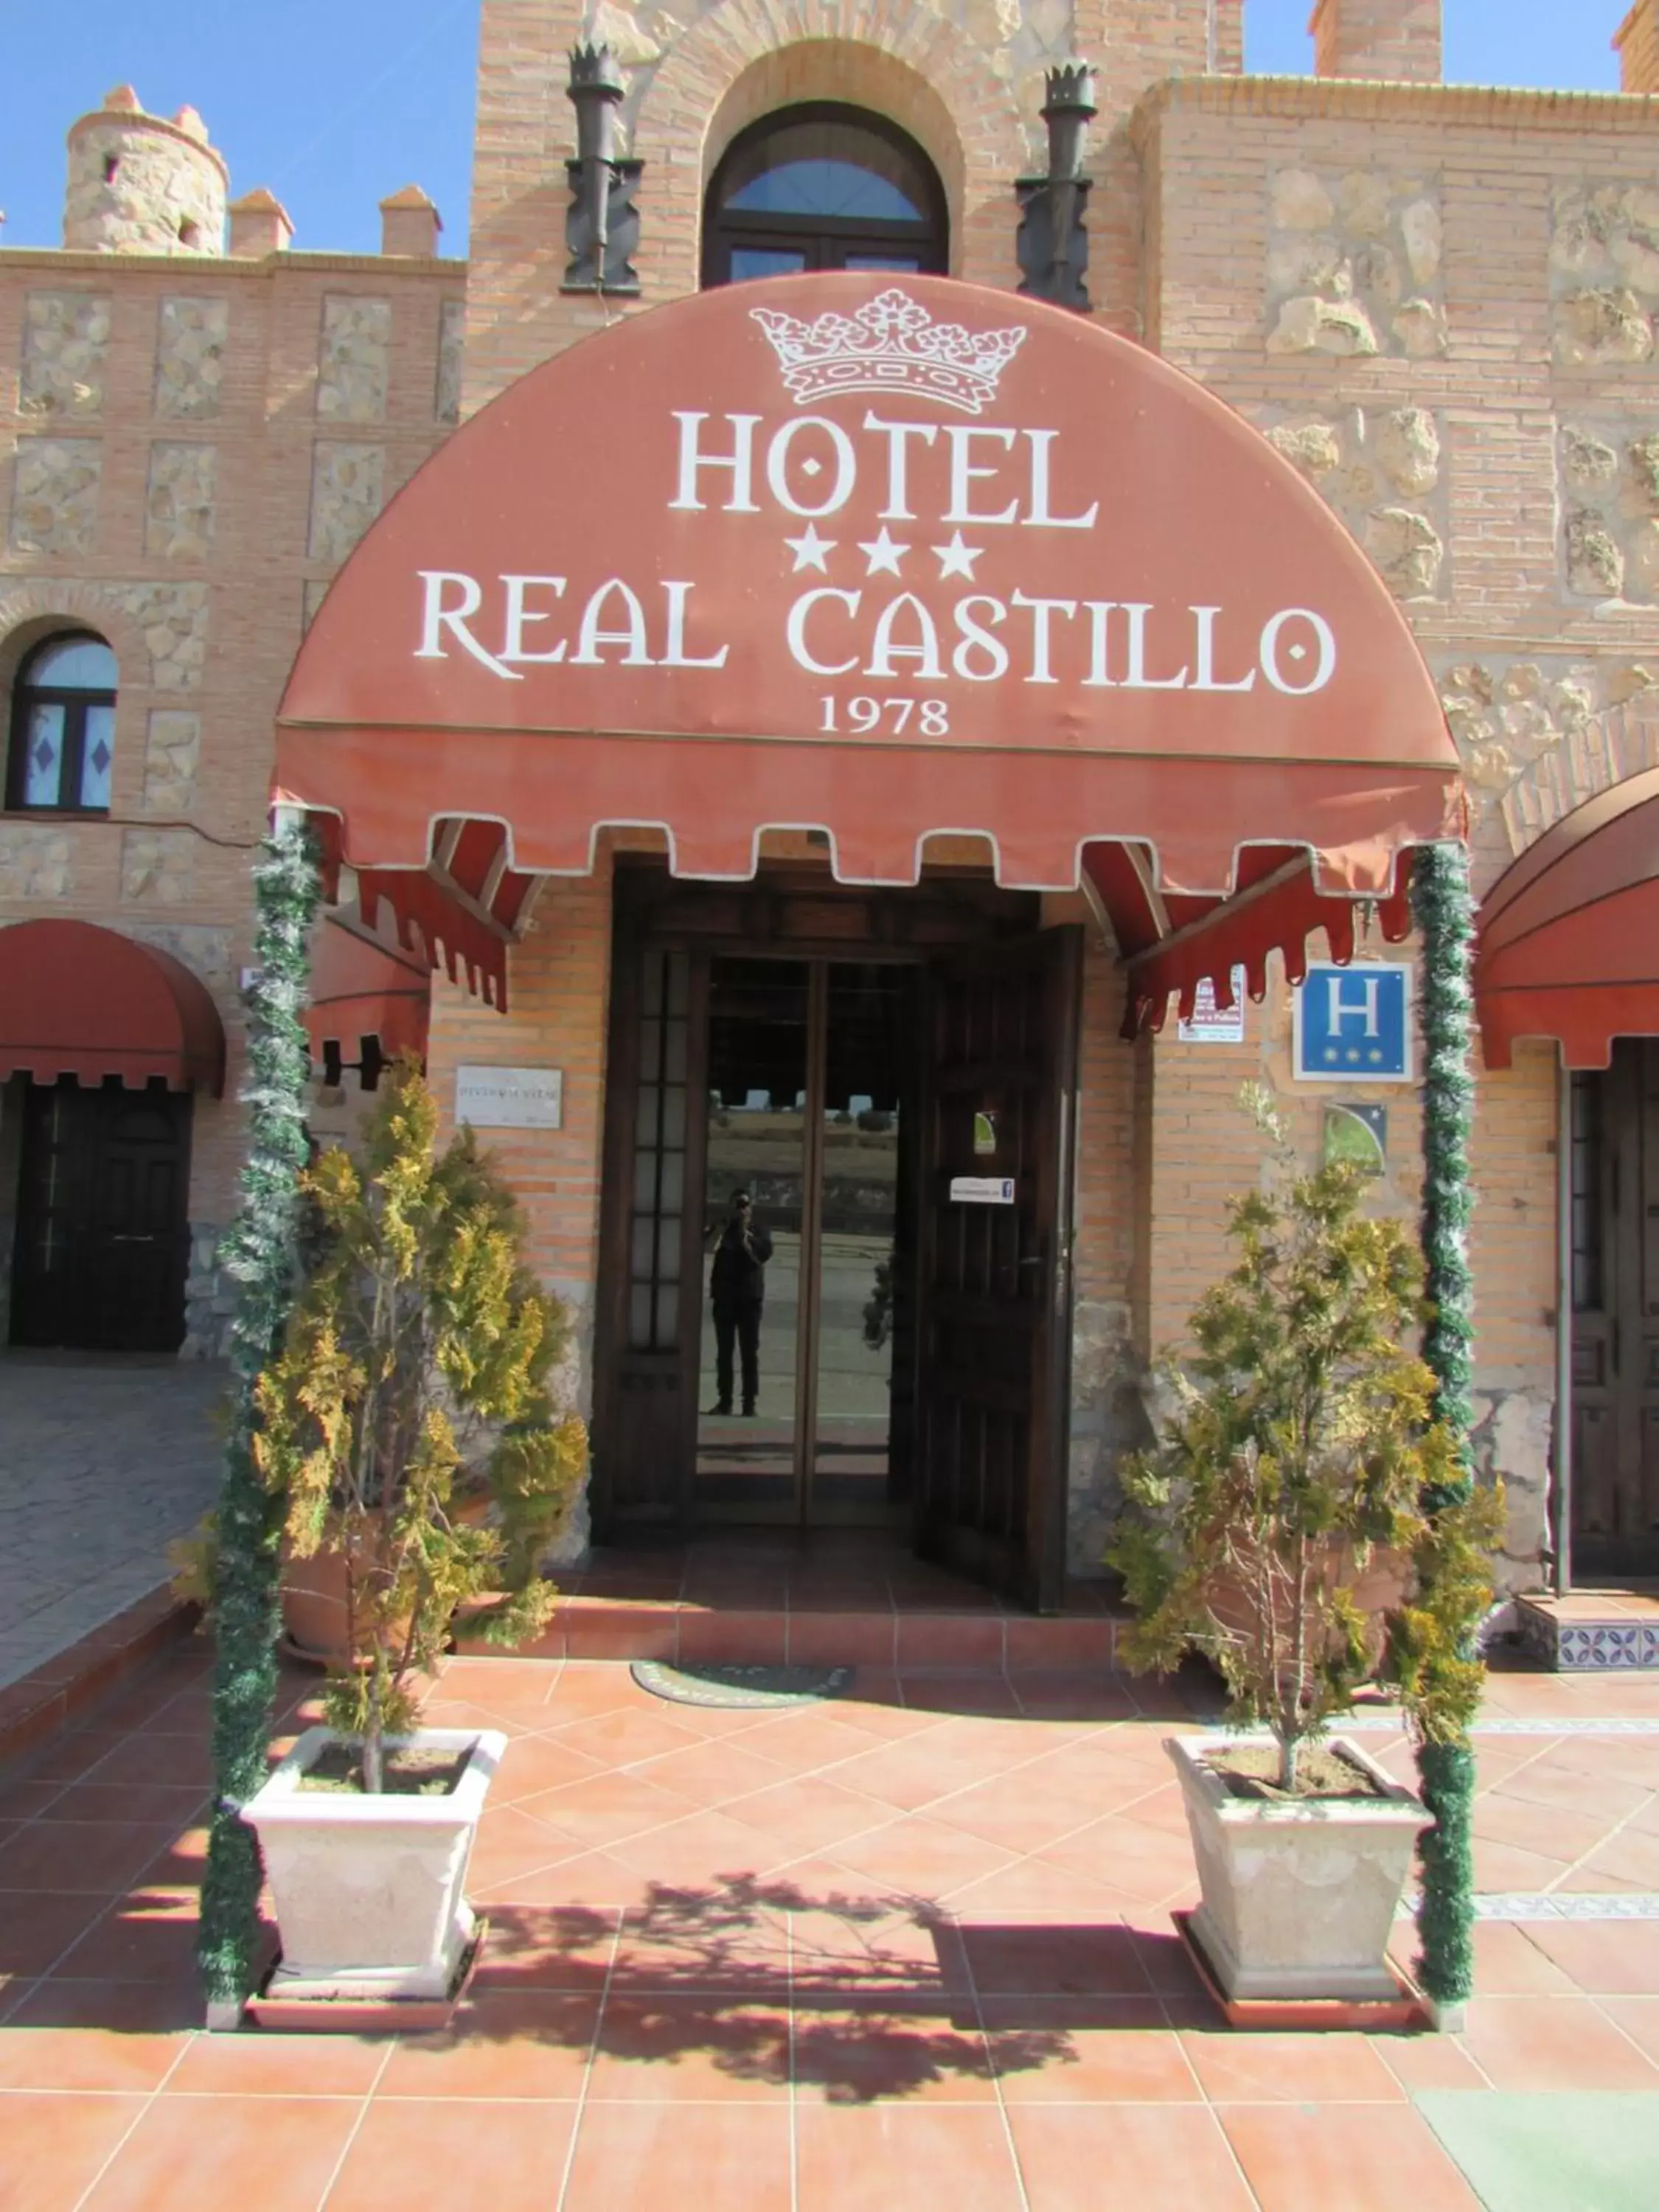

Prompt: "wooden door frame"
[592,861,1062,1555]
[1569,1040,1659,1577]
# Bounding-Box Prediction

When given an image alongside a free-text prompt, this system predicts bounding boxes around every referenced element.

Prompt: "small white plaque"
[456,1064,563,1130]
[950,1175,1016,1205]
[1178,967,1247,1044]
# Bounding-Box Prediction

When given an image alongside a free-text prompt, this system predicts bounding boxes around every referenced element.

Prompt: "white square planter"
[1166,1732,1429,2003]
[242,1725,506,2001]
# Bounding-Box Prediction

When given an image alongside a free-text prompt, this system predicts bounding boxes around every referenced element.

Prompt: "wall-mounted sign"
[1178,967,1247,1044]
[456,1064,563,1129]
[1324,1104,1388,1175]
[1293,964,1411,1084]
[973,1110,998,1155]
[951,1176,1016,1204]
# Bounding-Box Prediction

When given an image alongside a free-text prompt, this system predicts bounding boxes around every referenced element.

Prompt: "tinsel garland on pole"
[1411,839,1479,2017]
[198,814,319,2025]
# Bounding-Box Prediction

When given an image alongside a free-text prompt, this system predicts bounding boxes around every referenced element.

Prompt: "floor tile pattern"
[4,1649,1659,2207]
[0,1354,226,1692]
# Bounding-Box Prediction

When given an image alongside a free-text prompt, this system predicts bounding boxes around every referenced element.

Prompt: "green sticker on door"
[973,1110,998,1155]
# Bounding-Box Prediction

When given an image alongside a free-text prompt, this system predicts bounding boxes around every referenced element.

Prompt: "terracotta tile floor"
[3,1645,1659,2209]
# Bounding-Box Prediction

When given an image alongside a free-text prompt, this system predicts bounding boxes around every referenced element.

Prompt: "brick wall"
[1310,0,1441,84]
[0,241,462,1346]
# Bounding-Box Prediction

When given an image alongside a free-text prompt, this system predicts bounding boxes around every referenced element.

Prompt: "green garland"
[198,815,319,2020]
[1411,840,1479,2011]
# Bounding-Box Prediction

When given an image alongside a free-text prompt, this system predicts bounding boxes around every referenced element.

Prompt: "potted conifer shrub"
[1110,1090,1500,2006]
[237,1060,585,2008]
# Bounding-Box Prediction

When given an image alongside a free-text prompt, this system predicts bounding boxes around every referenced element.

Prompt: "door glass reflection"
[813,965,914,1522]
[696,959,809,1517]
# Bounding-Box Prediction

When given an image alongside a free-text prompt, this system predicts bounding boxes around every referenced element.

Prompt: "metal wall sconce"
[1015,63,1097,312]
[563,44,642,295]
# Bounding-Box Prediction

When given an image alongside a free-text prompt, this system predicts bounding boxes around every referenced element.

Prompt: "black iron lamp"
[563,43,643,295]
[1015,62,1098,312]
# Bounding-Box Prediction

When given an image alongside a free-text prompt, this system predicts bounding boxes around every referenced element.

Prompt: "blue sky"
[0,2,1630,262]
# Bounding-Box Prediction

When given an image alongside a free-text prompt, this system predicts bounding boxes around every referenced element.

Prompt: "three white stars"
[787,525,984,580]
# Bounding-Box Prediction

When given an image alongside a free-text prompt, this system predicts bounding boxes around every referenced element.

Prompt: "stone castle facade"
[4,0,1659,1589]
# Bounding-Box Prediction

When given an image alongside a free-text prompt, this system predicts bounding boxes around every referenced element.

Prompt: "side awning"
[0,919,224,1093]
[305,913,433,1080]
[1478,761,1659,1070]
[1089,842,1417,1037]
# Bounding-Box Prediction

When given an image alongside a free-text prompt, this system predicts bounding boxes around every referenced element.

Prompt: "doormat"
[631,1660,853,1708]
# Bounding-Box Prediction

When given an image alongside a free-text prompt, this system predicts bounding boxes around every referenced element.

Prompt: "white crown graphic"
[749,288,1026,416]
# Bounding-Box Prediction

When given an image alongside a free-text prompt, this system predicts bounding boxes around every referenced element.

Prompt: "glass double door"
[695,957,918,1527]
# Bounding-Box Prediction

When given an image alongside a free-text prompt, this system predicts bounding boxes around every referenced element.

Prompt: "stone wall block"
[1555,288,1656,366]
[1266,169,1445,359]
[144,441,217,558]
[20,292,112,418]
[1560,422,1659,602]
[121,827,197,905]
[1267,293,1378,356]
[9,438,102,556]
[1375,406,1439,495]
[307,443,385,564]
[105,580,210,688]
[0,826,72,900]
[316,296,392,422]
[1551,184,1659,364]
[1438,657,1656,867]
[141,709,202,812]
[181,1220,234,1358]
[436,299,465,425]
[1471,1388,1554,1596]
[1262,404,1445,600]
[154,296,229,419]
[1364,506,1444,598]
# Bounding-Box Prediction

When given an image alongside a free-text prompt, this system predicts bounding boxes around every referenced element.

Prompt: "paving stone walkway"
[0,1354,226,1692]
[3,1649,1659,2208]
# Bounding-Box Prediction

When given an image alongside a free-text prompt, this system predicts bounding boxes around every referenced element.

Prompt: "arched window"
[6,633,118,813]
[703,104,947,288]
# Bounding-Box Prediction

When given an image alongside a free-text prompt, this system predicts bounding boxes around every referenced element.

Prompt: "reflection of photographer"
[708,1189,773,1416]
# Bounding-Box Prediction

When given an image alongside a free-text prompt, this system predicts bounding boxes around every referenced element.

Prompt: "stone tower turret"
[63,85,229,254]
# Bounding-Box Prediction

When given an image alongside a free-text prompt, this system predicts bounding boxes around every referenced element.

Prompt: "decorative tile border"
[1514,1599,1659,1672]
[1274,1714,1659,1736]
[1399,1891,1659,1921]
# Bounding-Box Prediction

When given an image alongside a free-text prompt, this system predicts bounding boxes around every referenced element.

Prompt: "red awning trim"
[1477,761,1659,1071]
[355,866,511,1011]
[305,915,432,1070]
[1099,848,1416,1038]
[0,918,224,1093]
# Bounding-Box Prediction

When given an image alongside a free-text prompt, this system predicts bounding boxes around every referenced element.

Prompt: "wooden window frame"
[5,631,118,815]
[701,102,949,290]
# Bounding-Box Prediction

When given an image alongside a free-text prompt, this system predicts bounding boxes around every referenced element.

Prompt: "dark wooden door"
[10,1079,192,1352]
[914,928,1082,1609]
[1571,1042,1659,1575]
[591,945,710,1530]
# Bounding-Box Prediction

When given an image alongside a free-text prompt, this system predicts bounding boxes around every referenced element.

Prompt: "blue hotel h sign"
[1293,963,1413,1084]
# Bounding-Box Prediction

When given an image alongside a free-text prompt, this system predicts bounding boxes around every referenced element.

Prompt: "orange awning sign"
[278,275,1458,902]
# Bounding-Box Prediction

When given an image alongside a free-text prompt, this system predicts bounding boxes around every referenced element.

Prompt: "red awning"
[305,914,432,1072]
[0,919,224,1093]
[1478,762,1659,1071]
[1094,844,1416,1037]
[276,272,1460,906]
